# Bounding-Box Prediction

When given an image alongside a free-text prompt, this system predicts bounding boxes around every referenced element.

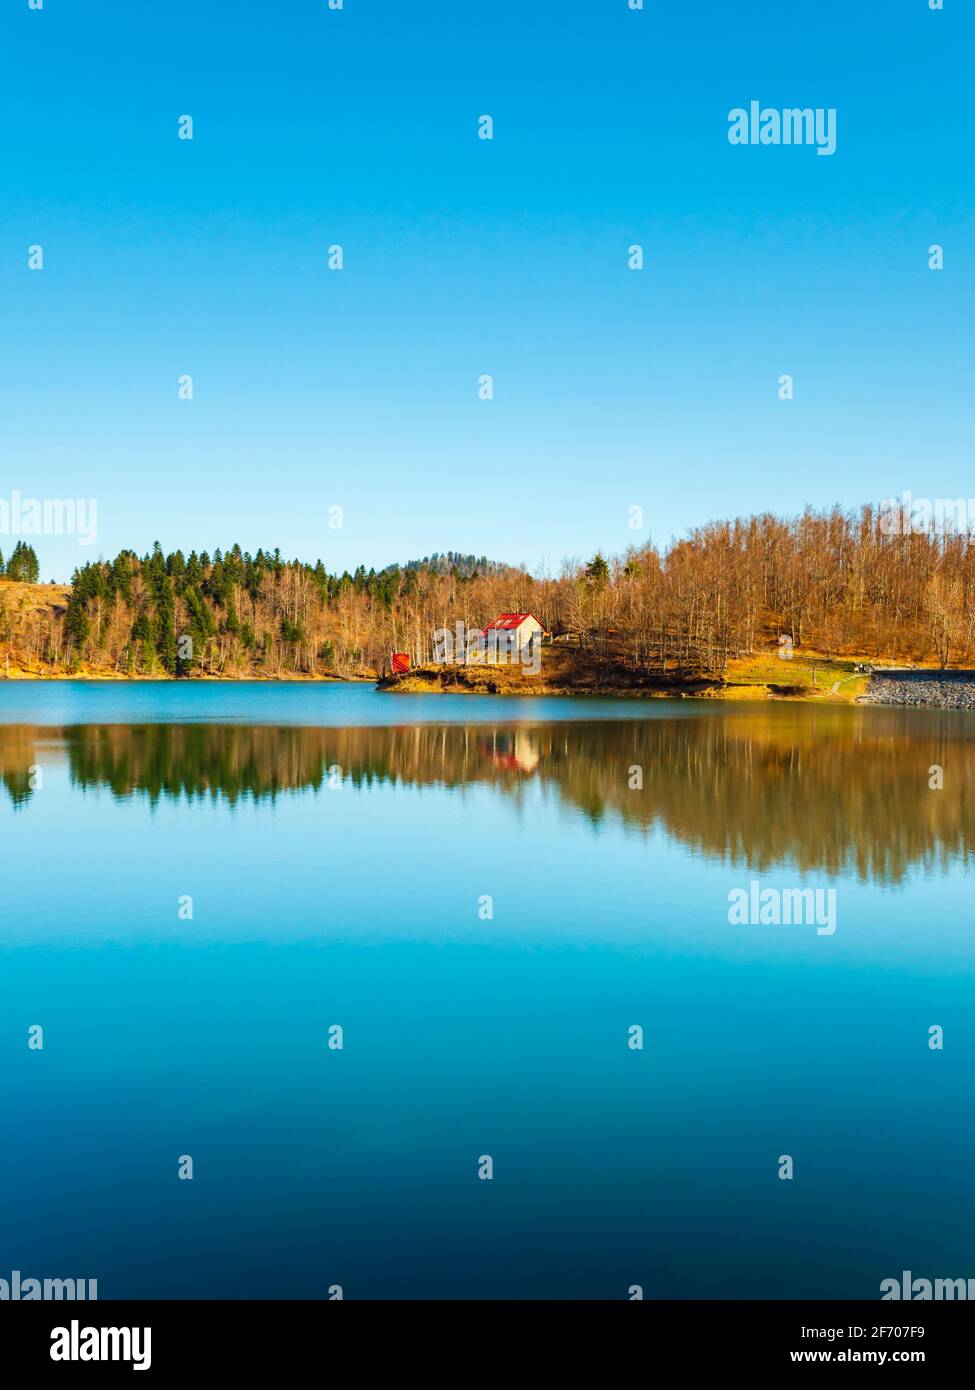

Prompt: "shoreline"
[4,661,975,709]
[374,652,870,703]
[0,670,375,684]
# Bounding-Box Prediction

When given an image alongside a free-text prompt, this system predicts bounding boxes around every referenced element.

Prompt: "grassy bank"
[713,653,872,703]
[377,648,874,703]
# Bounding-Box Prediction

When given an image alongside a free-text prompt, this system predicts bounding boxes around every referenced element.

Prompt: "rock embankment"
[864,671,975,708]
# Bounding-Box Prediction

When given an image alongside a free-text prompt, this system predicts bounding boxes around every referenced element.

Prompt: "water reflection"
[3,708,974,884]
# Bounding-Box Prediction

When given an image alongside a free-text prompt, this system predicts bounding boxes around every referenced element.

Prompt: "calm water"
[1,683,973,1299]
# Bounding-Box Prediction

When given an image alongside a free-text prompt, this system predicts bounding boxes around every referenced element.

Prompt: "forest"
[1,504,975,677]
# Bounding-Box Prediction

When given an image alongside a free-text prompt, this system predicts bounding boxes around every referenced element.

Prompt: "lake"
[1,683,972,1299]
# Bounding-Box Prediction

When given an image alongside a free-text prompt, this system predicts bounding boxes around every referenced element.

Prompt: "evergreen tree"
[155,576,178,674]
[223,592,241,637]
[186,551,204,587]
[109,552,134,604]
[586,552,610,587]
[6,541,40,582]
[131,607,156,672]
[64,590,91,648]
[166,549,187,593]
[183,584,215,672]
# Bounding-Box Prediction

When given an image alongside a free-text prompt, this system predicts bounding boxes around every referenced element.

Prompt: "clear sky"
[1,0,971,581]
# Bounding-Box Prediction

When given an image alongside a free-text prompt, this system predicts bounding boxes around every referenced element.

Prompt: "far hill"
[401,553,508,578]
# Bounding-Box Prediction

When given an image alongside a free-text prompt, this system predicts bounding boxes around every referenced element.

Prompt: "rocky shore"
[863,671,975,709]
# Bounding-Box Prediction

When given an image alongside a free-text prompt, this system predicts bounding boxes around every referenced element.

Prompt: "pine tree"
[586,552,610,587]
[131,607,156,672]
[6,541,40,582]
[64,589,91,648]
[155,577,178,674]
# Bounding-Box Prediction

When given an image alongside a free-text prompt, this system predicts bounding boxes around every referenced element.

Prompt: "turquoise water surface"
[1,684,972,1299]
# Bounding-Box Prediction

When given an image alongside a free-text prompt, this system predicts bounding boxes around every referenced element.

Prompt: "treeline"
[4,505,975,676]
[0,542,40,582]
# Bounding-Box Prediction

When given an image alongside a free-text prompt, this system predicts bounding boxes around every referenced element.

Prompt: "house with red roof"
[482,613,547,653]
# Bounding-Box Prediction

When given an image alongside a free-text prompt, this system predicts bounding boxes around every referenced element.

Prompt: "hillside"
[0,577,952,702]
[4,503,975,684]
[0,582,73,678]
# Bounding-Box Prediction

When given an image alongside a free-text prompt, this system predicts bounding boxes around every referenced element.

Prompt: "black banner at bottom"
[1,1299,973,1375]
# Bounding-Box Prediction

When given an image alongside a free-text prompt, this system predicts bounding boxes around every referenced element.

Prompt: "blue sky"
[1,0,971,581]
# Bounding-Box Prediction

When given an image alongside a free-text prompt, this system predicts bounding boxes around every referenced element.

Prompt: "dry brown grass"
[0,579,71,614]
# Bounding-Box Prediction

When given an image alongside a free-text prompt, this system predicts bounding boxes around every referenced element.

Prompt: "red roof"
[483,613,542,633]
